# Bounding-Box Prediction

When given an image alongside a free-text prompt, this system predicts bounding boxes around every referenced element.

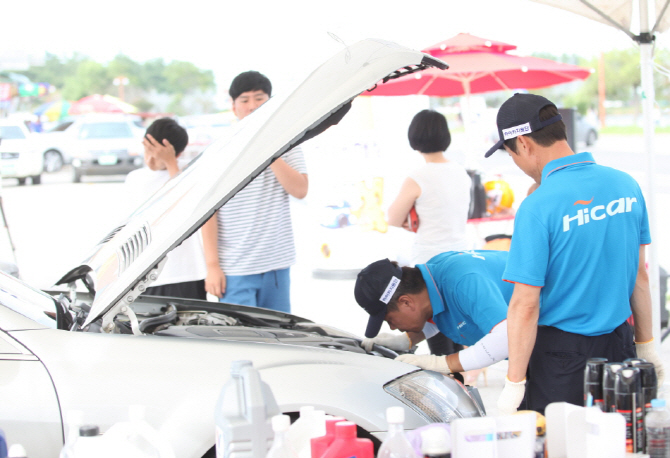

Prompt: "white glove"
[497,377,526,416]
[636,339,665,387]
[362,332,412,352]
[395,354,450,373]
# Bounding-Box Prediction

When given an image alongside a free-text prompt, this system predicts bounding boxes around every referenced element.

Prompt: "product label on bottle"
[617,408,644,453]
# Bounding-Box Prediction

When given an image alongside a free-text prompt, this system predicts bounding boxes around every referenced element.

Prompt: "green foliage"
[10,53,217,113]
[600,125,670,134]
[163,61,215,94]
[62,60,108,100]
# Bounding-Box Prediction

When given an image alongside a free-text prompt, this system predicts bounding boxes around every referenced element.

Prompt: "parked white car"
[35,114,145,179]
[0,39,484,458]
[575,112,598,146]
[34,117,77,172]
[0,120,43,185]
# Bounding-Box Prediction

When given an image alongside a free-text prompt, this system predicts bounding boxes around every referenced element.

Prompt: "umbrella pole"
[462,83,479,170]
[639,0,662,350]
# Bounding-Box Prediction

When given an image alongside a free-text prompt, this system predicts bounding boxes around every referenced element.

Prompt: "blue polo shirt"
[417,250,512,346]
[503,152,651,336]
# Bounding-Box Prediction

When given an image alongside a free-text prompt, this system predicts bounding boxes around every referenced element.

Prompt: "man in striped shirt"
[202,71,308,313]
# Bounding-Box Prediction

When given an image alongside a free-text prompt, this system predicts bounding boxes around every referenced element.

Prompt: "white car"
[574,112,598,146]
[0,39,484,458]
[0,120,43,185]
[35,114,145,180]
[35,117,77,173]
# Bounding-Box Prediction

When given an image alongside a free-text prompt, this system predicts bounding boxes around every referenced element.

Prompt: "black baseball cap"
[354,259,403,338]
[484,93,562,158]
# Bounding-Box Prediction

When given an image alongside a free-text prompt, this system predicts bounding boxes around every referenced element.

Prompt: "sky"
[5,0,670,105]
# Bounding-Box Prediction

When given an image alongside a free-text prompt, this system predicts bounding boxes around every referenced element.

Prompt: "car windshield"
[49,121,74,132]
[0,272,58,329]
[79,122,133,139]
[0,126,26,140]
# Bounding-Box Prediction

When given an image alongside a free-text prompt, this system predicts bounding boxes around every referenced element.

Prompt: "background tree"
[62,60,107,100]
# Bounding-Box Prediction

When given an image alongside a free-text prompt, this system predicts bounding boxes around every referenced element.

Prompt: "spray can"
[615,366,643,453]
[624,358,647,367]
[214,360,280,458]
[584,357,608,410]
[603,363,626,413]
[636,362,658,452]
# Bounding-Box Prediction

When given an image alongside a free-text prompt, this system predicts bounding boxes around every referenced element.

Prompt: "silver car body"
[1,39,484,458]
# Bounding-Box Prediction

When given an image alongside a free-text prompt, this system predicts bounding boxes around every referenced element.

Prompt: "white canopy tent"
[531,0,670,348]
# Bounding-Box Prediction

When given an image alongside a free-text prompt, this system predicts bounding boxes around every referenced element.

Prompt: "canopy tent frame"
[531,0,670,349]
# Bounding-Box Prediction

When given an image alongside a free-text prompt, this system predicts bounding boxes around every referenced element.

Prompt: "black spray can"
[584,357,608,410]
[624,357,647,367]
[636,361,658,451]
[603,362,627,412]
[615,366,643,453]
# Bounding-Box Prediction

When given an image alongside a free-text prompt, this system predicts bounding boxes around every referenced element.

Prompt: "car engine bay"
[55,291,400,359]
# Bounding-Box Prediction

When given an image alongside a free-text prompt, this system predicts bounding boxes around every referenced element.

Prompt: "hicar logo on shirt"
[563,197,638,232]
[502,123,531,140]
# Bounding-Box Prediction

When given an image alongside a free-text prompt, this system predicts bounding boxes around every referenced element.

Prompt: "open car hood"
[56,39,447,329]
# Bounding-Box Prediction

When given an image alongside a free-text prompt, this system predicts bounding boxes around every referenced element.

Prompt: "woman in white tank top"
[387,109,472,265]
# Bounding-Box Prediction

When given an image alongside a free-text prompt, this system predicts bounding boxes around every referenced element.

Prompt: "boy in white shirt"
[124,118,208,300]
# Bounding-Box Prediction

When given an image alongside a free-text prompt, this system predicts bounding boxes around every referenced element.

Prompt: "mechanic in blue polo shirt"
[485,93,664,415]
[354,250,513,376]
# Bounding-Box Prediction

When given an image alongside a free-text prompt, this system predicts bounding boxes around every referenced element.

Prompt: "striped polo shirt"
[216,146,307,276]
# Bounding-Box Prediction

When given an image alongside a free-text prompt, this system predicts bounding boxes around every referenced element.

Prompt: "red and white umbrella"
[361,33,591,97]
[70,94,138,115]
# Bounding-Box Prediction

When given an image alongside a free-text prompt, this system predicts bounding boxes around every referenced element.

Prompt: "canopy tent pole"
[639,0,662,351]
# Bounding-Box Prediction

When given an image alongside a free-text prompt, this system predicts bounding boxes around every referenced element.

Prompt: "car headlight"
[384,370,483,423]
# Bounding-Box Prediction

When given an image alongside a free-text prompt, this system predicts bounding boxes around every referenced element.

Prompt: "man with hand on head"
[124,118,207,300]
[485,93,664,415]
[355,250,512,376]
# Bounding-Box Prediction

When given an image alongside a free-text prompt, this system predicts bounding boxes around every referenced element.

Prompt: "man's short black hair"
[145,118,189,156]
[407,109,451,153]
[504,104,567,154]
[228,71,272,101]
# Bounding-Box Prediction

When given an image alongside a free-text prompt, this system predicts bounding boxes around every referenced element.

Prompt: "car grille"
[118,224,151,273]
[91,149,129,155]
[1,152,19,160]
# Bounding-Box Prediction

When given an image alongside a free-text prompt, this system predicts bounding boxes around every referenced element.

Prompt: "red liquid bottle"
[320,421,373,458]
[311,417,346,458]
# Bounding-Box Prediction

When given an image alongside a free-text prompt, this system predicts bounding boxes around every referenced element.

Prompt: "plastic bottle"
[420,427,451,458]
[378,407,418,458]
[102,405,174,457]
[584,357,608,410]
[267,415,298,458]
[59,410,84,458]
[72,425,105,457]
[214,360,280,458]
[646,398,670,458]
[7,444,26,458]
[310,416,346,458]
[637,362,658,451]
[285,406,326,458]
[321,421,373,458]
